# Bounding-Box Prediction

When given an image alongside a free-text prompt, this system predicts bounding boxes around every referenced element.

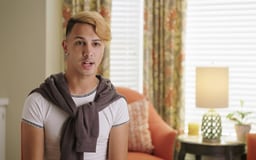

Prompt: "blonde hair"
[66,11,111,41]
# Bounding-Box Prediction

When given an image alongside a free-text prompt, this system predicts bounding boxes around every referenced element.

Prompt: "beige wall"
[0,0,62,159]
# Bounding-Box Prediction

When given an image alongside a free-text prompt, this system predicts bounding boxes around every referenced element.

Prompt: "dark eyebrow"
[73,36,102,42]
[73,36,84,40]
[92,39,102,42]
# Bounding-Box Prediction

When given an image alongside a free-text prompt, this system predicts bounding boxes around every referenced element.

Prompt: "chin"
[82,71,96,77]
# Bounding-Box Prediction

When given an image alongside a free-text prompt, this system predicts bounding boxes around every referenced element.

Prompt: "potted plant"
[226,100,254,142]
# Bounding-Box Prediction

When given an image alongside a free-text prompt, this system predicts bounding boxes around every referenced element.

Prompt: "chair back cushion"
[116,87,154,153]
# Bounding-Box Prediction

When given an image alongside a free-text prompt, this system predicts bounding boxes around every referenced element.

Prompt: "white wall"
[0,0,62,159]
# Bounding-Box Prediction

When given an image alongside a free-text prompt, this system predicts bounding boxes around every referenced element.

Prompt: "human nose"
[82,45,93,57]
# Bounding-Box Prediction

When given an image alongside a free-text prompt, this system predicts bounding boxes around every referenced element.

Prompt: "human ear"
[62,40,68,53]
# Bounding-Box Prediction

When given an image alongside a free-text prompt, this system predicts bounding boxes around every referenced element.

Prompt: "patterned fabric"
[62,0,112,78]
[127,99,154,153]
[143,0,186,133]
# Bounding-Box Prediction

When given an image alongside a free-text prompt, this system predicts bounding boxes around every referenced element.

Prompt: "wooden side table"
[178,135,246,160]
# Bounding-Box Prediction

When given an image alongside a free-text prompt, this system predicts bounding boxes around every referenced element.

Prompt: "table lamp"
[196,67,229,143]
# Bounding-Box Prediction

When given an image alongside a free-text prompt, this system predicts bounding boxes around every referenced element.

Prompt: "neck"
[64,73,99,96]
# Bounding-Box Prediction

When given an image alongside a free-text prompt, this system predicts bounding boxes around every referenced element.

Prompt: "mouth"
[82,61,95,65]
[81,61,95,69]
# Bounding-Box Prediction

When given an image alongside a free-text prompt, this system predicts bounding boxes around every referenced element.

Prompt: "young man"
[21,11,129,160]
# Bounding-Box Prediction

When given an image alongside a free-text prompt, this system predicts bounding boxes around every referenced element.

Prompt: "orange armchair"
[247,133,256,160]
[116,87,177,160]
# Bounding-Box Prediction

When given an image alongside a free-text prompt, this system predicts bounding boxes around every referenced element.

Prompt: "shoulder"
[25,92,49,106]
[111,97,128,109]
[23,92,52,119]
[101,97,128,116]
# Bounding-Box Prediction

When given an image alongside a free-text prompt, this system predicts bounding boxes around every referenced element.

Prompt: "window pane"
[184,0,256,136]
[110,0,144,92]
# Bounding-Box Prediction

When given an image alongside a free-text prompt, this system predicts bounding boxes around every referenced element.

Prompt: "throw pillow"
[128,99,154,153]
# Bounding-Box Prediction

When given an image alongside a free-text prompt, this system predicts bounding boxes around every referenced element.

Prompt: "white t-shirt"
[22,90,129,160]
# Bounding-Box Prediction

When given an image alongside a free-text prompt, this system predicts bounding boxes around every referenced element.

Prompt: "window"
[110,0,144,92]
[184,0,256,135]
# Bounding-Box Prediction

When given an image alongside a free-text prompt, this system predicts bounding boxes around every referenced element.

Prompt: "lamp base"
[201,109,222,143]
[202,137,220,143]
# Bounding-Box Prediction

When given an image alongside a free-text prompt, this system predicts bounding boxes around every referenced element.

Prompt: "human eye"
[74,40,86,46]
[92,41,102,47]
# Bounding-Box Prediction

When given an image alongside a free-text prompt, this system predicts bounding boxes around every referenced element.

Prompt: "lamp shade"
[196,67,229,108]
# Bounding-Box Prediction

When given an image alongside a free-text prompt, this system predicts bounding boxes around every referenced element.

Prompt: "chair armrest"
[247,133,256,160]
[149,105,177,160]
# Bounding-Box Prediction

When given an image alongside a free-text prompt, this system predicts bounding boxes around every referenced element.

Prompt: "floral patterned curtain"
[62,0,112,77]
[143,0,186,132]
